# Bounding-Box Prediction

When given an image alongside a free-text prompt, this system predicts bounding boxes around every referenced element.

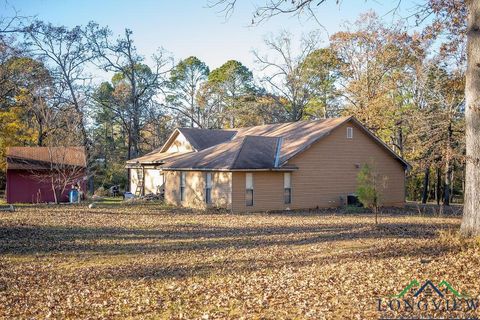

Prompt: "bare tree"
[254,30,322,121]
[21,21,93,151]
[85,24,172,160]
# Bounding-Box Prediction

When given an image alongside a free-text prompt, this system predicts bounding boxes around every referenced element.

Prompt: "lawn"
[0,204,479,319]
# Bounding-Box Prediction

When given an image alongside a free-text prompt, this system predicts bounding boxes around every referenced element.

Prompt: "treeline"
[0,11,465,204]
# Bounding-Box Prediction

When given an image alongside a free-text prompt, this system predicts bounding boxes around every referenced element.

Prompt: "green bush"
[356,163,387,224]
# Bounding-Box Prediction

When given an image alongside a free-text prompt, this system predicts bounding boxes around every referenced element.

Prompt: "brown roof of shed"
[6,147,87,170]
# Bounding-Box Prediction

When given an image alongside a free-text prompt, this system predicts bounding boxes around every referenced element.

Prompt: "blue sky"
[2,0,419,78]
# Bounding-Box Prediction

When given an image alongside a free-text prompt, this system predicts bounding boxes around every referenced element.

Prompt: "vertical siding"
[164,171,232,209]
[6,169,86,203]
[286,120,405,209]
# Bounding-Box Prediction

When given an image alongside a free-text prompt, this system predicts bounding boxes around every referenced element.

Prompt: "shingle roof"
[161,136,281,170]
[160,117,352,171]
[126,151,188,165]
[233,117,349,165]
[6,147,87,170]
[128,116,410,171]
[176,128,236,151]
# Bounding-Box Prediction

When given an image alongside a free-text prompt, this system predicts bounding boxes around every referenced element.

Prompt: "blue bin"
[69,189,79,203]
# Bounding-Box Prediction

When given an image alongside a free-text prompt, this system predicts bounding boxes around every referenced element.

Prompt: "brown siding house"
[126,117,409,212]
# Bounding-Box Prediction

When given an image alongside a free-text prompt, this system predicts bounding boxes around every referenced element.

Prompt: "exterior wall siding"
[164,171,232,209]
[130,168,164,195]
[164,132,194,153]
[286,120,405,209]
[144,169,164,194]
[129,168,140,194]
[231,120,405,212]
[232,171,287,212]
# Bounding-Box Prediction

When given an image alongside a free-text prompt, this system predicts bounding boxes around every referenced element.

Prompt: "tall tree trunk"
[436,167,442,206]
[444,124,452,206]
[422,166,430,204]
[461,1,480,236]
[443,162,451,206]
[396,119,404,157]
[450,167,455,204]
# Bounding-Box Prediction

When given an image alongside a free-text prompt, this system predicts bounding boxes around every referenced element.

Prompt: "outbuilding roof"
[6,147,87,170]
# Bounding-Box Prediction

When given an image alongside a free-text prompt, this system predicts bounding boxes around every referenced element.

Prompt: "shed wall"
[6,169,86,203]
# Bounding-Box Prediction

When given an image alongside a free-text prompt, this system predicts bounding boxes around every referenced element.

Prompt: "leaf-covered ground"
[0,204,479,319]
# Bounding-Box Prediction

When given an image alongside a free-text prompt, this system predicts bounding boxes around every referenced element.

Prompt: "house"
[6,147,87,203]
[126,116,409,212]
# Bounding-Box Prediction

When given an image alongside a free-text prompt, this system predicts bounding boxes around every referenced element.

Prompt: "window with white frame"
[180,172,186,202]
[205,172,212,204]
[347,127,353,139]
[284,172,292,204]
[245,173,253,206]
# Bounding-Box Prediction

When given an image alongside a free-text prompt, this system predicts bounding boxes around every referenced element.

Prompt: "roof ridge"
[274,137,283,168]
[230,136,249,170]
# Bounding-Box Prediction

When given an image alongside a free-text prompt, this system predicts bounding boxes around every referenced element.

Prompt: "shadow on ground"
[0,219,459,256]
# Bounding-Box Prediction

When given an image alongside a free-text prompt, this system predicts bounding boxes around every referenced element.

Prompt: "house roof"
[126,151,186,166]
[159,128,236,153]
[160,136,282,171]
[6,147,87,170]
[126,128,237,165]
[128,116,410,171]
[176,128,236,151]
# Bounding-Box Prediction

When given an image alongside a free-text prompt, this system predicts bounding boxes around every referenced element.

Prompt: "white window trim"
[180,172,186,202]
[284,172,292,205]
[205,172,212,204]
[246,173,254,206]
[347,127,353,139]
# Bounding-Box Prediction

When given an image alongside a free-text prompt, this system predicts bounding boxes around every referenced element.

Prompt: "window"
[205,172,212,204]
[180,172,186,201]
[284,172,292,204]
[245,173,253,206]
[347,127,353,139]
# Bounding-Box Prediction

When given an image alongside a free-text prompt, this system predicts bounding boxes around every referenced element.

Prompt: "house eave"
[160,167,298,172]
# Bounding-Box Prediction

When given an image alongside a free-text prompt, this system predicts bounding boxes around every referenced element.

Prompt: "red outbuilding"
[6,147,87,203]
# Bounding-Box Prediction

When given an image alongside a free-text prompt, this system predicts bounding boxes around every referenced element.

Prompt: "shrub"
[356,162,387,224]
